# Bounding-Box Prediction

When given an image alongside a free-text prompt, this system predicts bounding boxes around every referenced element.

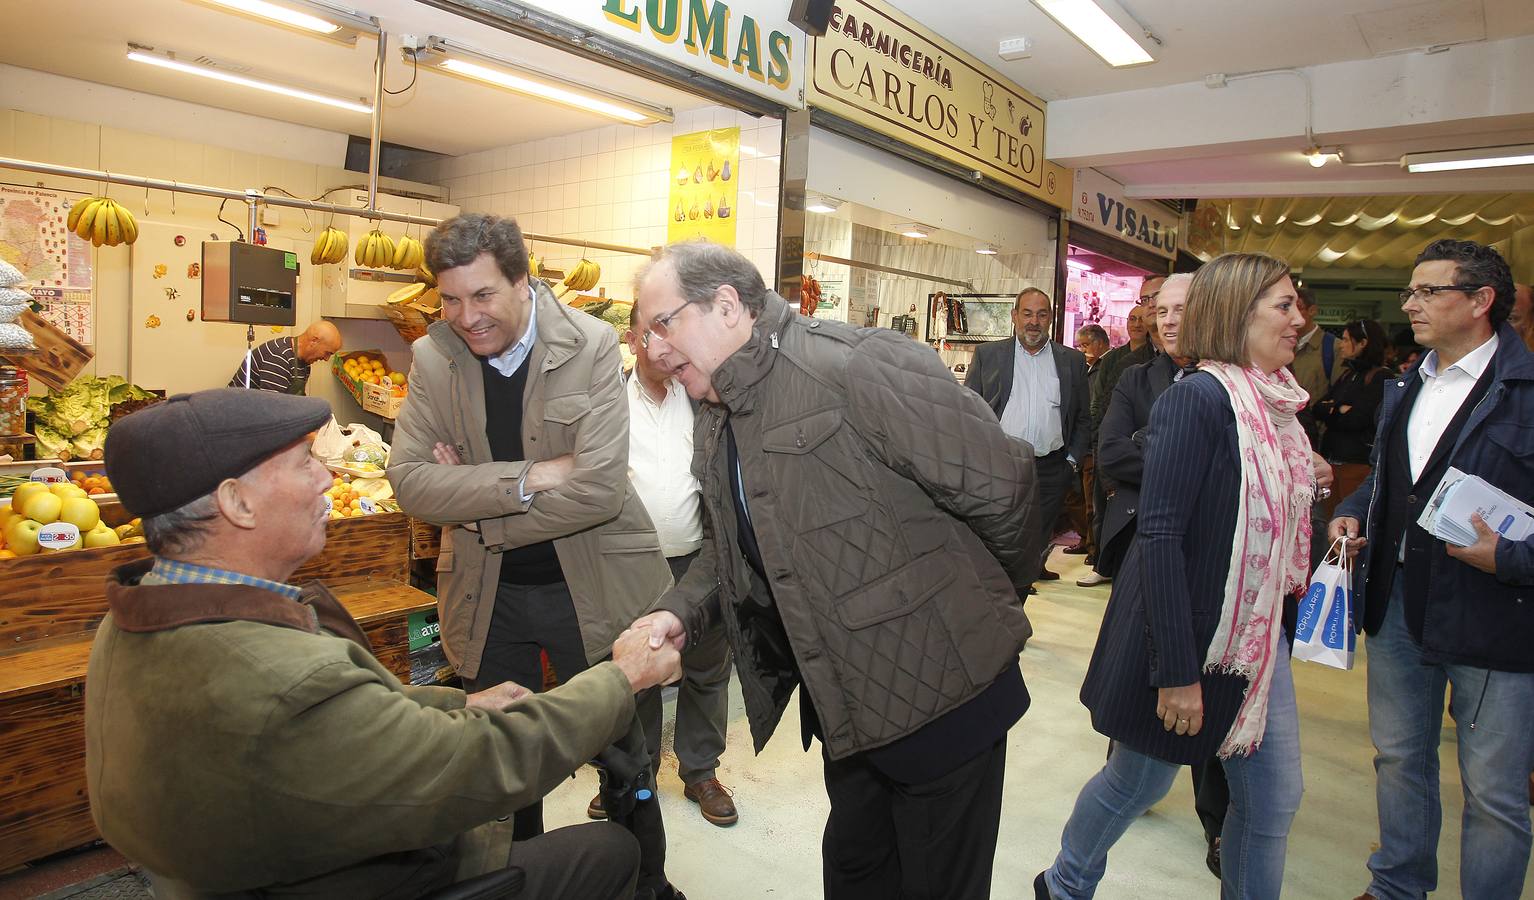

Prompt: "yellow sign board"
[667,127,741,246]
[806,0,1065,208]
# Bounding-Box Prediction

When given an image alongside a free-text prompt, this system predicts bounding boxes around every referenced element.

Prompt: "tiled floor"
[7,548,1528,898]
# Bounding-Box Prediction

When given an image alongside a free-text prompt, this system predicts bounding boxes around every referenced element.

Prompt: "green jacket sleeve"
[251,653,634,856]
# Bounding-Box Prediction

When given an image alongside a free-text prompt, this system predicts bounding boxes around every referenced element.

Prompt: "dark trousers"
[467,580,667,892]
[1192,757,1231,845]
[639,553,732,786]
[821,739,1008,900]
[1034,451,1073,576]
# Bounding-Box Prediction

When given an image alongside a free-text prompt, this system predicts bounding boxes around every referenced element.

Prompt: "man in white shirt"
[964,288,1091,592]
[1331,239,1534,900]
[589,307,738,828]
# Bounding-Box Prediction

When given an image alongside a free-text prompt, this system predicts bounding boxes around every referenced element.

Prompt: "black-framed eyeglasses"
[1398,284,1486,305]
[1137,290,1159,306]
[640,297,706,349]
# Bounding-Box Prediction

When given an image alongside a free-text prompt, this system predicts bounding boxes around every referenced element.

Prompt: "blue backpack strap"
[1321,331,1336,380]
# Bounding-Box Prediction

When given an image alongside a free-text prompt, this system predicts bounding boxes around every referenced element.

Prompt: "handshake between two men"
[464,623,685,713]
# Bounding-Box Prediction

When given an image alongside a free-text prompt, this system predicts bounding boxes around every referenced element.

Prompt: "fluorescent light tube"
[806,197,841,214]
[896,223,930,239]
[976,245,999,255]
[1066,258,1094,271]
[126,47,371,113]
[1403,144,1534,174]
[1032,0,1154,67]
[196,0,341,33]
[435,57,663,124]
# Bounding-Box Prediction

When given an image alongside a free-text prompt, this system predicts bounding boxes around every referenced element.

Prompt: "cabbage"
[26,376,155,456]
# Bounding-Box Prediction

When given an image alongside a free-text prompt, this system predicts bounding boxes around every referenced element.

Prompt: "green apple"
[7,519,42,556]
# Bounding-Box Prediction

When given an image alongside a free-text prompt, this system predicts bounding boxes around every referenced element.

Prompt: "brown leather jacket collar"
[712,291,794,415]
[106,559,371,650]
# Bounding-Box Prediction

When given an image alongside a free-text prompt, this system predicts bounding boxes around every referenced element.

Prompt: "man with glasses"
[388,214,684,899]
[628,240,1040,900]
[1330,239,1534,900]
[966,288,1091,592]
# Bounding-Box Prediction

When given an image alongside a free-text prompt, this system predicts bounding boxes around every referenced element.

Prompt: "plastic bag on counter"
[312,418,390,474]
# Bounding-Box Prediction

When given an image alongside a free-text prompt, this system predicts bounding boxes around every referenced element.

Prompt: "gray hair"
[1161,272,1195,293]
[1075,323,1109,346]
[637,241,768,314]
[141,491,221,557]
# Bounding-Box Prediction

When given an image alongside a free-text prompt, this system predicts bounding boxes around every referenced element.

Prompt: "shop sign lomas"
[1071,168,1177,260]
[559,0,808,107]
[806,0,1064,208]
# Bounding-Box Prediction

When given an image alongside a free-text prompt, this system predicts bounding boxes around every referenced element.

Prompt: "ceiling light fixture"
[126,44,371,113]
[806,196,842,214]
[1065,258,1094,272]
[183,0,376,43]
[895,223,931,239]
[1305,147,1334,168]
[419,39,673,125]
[1402,144,1534,173]
[1030,0,1157,67]
[975,244,1000,255]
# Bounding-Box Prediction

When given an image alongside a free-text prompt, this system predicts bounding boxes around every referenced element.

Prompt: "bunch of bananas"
[529,253,542,280]
[554,258,601,299]
[418,259,436,287]
[391,235,425,271]
[67,197,138,247]
[354,229,397,269]
[310,226,349,265]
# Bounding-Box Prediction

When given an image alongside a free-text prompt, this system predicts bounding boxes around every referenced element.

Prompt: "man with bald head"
[229,320,342,395]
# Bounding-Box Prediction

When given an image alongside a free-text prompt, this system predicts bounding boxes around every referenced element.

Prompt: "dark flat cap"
[105,388,331,518]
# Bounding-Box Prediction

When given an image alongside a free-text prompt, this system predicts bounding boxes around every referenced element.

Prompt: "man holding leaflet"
[1330,239,1534,900]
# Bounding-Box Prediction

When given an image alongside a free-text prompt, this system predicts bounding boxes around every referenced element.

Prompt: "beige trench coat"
[389,280,671,679]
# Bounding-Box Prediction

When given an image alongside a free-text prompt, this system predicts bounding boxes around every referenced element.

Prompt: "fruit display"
[310,226,349,265]
[0,484,141,558]
[69,470,114,496]
[27,376,155,461]
[554,258,601,300]
[325,474,397,519]
[354,229,397,269]
[67,197,139,248]
[390,235,425,271]
[342,353,407,392]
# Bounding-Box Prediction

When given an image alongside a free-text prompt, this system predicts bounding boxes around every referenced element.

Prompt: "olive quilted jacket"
[657,293,1040,760]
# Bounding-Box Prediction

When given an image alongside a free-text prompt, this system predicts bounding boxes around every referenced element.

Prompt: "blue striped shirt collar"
[141,557,304,601]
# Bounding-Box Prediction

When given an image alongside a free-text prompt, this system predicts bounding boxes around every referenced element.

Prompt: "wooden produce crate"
[0,511,427,872]
[362,380,405,419]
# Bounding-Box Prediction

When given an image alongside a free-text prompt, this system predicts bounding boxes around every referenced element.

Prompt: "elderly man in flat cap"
[85,388,681,899]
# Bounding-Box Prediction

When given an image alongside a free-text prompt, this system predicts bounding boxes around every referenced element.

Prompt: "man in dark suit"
[965,287,1090,589]
[1331,239,1534,900]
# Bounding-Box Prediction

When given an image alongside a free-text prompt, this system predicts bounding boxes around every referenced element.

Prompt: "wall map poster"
[667,128,740,247]
[0,185,93,290]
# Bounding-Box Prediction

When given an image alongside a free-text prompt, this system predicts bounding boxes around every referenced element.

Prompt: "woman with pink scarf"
[1037,253,1319,899]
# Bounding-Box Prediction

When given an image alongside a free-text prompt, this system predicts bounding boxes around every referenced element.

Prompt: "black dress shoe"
[1034,871,1052,899]
[1062,543,1088,555]
[1037,567,1061,581]
[1206,836,1221,879]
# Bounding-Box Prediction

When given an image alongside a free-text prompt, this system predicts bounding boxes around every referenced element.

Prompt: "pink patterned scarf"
[1198,362,1314,758]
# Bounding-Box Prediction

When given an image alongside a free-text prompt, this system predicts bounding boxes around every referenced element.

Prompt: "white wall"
[403,107,783,300]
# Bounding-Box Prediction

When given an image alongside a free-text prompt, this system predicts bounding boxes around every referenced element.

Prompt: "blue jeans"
[1045,641,1303,899]
[1363,577,1534,900]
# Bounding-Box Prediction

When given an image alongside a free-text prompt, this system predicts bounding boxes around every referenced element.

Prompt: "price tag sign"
[38,522,81,550]
[30,467,69,484]
[357,497,378,515]
[324,495,333,515]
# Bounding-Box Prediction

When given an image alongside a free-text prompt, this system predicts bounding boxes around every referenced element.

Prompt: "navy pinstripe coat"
[1079,372,1256,765]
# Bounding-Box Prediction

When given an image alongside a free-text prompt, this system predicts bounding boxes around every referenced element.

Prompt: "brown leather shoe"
[684,777,738,826]
[1037,567,1061,581]
[586,792,606,820]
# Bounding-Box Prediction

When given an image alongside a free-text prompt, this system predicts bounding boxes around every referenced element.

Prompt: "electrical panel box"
[201,241,299,326]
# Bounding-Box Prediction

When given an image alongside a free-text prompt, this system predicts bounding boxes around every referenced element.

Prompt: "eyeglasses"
[640,297,706,349]
[1398,284,1486,305]
[1137,290,1159,306]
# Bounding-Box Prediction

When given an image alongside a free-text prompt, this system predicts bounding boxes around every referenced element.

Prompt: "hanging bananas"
[309,226,349,266]
[354,229,397,269]
[554,258,601,300]
[390,235,425,271]
[528,253,542,280]
[68,197,138,248]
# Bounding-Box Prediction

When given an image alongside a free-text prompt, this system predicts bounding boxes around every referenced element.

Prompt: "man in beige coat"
[87,388,681,898]
[388,214,680,895]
